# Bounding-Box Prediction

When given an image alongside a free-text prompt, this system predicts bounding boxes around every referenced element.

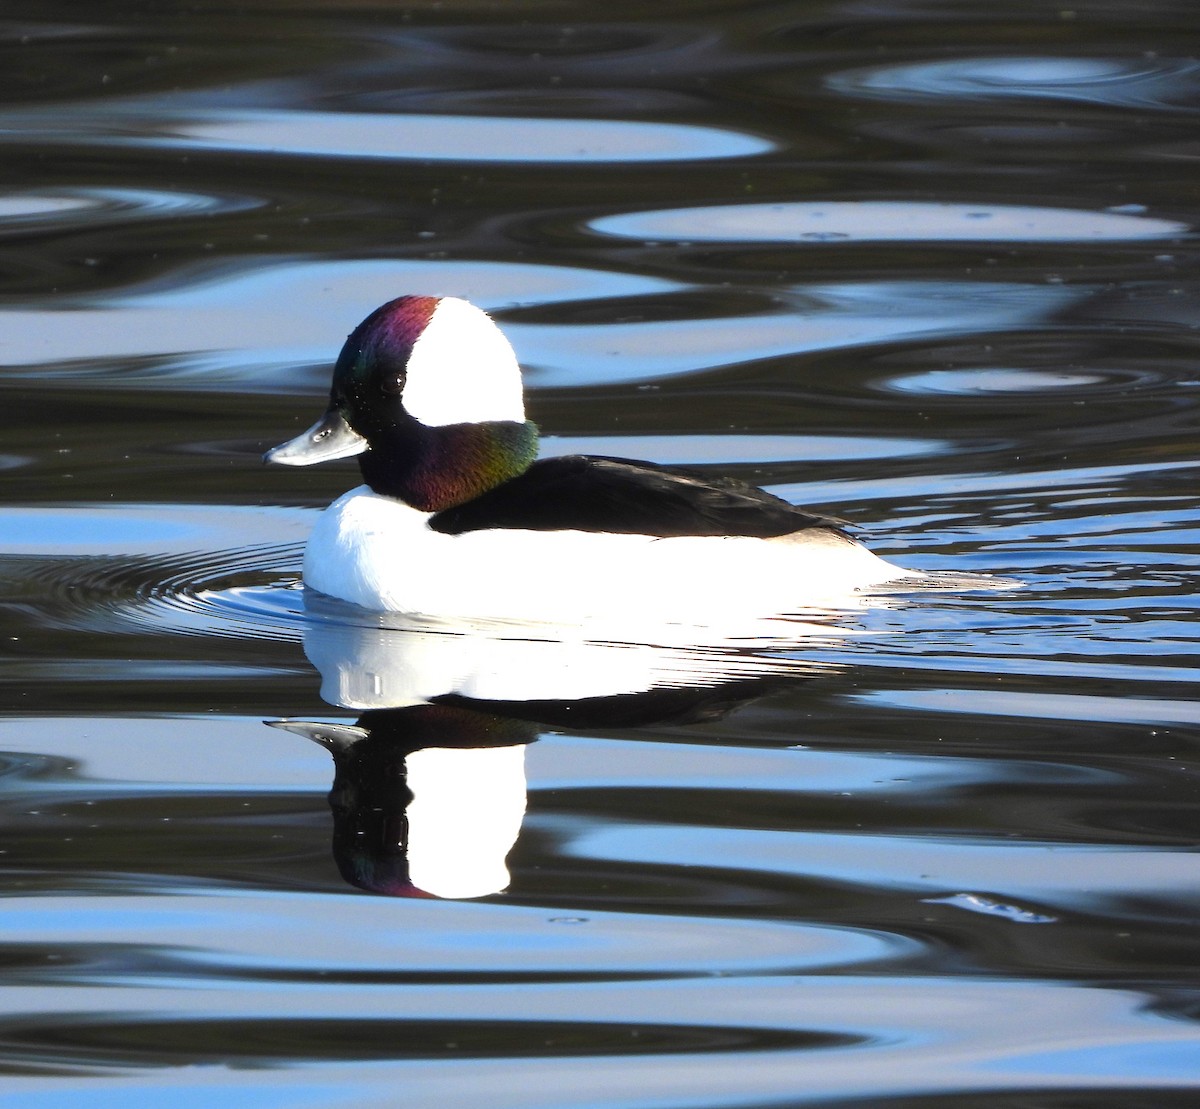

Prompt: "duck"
[265,294,925,625]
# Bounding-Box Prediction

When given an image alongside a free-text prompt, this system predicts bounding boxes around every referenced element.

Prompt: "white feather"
[401,298,526,427]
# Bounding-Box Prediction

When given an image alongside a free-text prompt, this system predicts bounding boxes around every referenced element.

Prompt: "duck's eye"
[381,371,405,396]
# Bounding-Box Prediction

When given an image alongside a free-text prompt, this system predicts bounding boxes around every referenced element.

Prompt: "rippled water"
[1,1,1198,1104]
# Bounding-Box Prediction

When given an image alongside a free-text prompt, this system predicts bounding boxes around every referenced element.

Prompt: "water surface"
[0,1,1198,1105]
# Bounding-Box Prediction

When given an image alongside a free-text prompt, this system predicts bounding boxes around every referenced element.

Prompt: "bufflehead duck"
[265,295,920,623]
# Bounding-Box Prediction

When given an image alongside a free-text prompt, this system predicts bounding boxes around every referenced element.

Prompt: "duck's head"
[265,295,538,511]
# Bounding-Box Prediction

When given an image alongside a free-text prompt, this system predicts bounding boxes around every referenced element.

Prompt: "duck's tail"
[870,568,1023,594]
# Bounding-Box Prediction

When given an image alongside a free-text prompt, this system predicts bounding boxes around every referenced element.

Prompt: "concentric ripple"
[0,186,262,230]
[8,543,305,642]
[0,504,311,643]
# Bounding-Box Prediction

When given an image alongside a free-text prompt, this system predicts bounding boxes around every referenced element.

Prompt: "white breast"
[301,486,915,627]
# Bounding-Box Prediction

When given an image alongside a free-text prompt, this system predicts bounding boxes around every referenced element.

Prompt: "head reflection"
[271,609,843,900]
[272,707,534,899]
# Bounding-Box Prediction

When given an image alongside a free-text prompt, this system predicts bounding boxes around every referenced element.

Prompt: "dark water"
[1,1,1198,1104]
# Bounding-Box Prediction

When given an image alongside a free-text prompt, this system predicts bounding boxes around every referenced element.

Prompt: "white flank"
[302,486,923,637]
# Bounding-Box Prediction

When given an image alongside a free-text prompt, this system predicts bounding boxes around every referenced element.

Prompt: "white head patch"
[401,297,527,427]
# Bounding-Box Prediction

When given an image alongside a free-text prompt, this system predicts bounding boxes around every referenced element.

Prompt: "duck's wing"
[428,455,846,538]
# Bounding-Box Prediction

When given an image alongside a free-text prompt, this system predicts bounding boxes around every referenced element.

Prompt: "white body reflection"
[302,597,845,711]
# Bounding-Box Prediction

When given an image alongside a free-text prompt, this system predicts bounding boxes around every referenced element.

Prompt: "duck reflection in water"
[269,606,843,899]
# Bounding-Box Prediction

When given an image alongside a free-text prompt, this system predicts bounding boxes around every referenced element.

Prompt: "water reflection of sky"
[829,54,1200,109]
[575,824,1200,905]
[0,259,1082,391]
[165,111,774,163]
[0,259,677,379]
[855,687,1200,726]
[0,105,773,163]
[592,200,1187,242]
[539,433,943,463]
[0,504,308,555]
[0,888,893,975]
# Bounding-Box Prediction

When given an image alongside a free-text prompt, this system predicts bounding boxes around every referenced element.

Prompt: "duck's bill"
[264,407,368,466]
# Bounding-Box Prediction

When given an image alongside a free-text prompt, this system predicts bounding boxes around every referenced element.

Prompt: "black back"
[428,455,844,538]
